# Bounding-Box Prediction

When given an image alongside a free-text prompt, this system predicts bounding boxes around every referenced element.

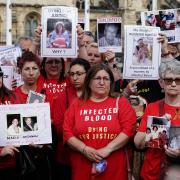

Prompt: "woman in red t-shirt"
[134,59,180,180]
[0,67,19,179]
[63,64,136,180]
[52,58,90,180]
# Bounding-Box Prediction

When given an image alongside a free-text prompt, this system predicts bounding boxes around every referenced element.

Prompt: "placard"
[123,25,161,80]
[0,103,52,146]
[141,8,180,43]
[97,17,122,53]
[1,66,13,90]
[41,6,78,58]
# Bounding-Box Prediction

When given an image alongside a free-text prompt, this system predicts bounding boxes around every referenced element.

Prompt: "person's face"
[45,58,62,79]
[138,39,144,48]
[21,61,40,86]
[90,70,111,99]
[165,20,171,29]
[153,127,158,132]
[25,118,32,125]
[82,34,94,46]
[12,119,19,126]
[19,39,32,50]
[69,64,86,89]
[57,24,63,32]
[160,72,180,97]
[87,47,102,66]
[105,26,117,41]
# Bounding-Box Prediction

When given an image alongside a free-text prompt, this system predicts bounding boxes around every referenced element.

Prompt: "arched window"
[25,12,39,38]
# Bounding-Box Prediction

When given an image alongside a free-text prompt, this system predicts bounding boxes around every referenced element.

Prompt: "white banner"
[0,103,52,146]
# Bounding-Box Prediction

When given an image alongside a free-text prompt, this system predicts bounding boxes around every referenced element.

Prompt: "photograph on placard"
[26,90,45,104]
[23,116,38,132]
[132,37,153,66]
[41,6,78,58]
[7,114,22,136]
[46,19,72,48]
[97,17,122,53]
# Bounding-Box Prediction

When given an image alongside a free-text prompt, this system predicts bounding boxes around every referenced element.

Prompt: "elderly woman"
[134,59,180,180]
[63,64,136,180]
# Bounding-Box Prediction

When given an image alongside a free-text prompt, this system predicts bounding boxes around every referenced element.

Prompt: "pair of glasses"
[46,60,61,65]
[92,77,110,83]
[69,71,86,77]
[163,78,180,85]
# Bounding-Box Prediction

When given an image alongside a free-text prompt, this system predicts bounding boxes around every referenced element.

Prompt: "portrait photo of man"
[98,23,121,47]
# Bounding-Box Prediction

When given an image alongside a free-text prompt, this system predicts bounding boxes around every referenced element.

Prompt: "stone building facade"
[0,0,179,44]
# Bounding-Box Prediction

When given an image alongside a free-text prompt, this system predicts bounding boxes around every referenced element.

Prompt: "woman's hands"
[82,146,103,162]
[0,145,19,157]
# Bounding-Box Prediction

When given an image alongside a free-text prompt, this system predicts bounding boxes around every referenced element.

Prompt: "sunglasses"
[45,60,61,65]
[163,78,180,85]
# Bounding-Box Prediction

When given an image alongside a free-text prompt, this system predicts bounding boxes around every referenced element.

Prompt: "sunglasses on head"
[163,78,180,85]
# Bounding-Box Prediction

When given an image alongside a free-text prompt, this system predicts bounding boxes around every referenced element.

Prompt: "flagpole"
[152,0,157,11]
[84,0,90,31]
[6,0,12,45]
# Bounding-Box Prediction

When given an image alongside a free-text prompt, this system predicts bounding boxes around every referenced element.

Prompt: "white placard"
[41,6,78,58]
[141,8,180,43]
[0,103,52,146]
[97,17,122,53]
[0,46,21,67]
[123,25,161,80]
[1,66,13,90]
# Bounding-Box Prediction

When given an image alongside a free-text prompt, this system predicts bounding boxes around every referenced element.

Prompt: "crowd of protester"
[0,6,180,180]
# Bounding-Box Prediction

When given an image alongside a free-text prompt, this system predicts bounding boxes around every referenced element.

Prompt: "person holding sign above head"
[134,59,180,180]
[63,63,136,180]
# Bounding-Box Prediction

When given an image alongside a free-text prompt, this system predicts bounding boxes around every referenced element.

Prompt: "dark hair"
[0,76,15,103]
[70,58,90,73]
[153,125,158,130]
[40,57,65,82]
[146,127,151,132]
[18,51,41,70]
[81,63,114,101]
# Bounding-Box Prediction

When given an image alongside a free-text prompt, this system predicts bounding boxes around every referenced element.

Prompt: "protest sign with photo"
[97,17,122,53]
[0,46,23,87]
[141,8,180,43]
[0,103,52,146]
[27,91,46,104]
[41,6,78,58]
[1,66,14,90]
[123,25,161,80]
[145,116,170,149]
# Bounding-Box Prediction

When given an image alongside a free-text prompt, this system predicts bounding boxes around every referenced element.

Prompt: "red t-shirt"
[138,100,180,180]
[52,85,77,164]
[37,74,68,98]
[0,97,16,169]
[63,97,136,180]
